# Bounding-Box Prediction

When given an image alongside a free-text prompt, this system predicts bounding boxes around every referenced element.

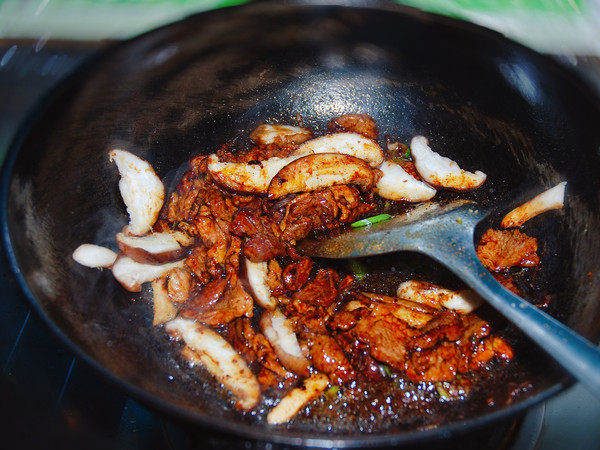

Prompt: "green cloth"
[0,0,597,55]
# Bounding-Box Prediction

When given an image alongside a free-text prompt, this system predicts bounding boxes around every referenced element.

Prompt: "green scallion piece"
[347,259,368,280]
[400,144,411,160]
[325,385,340,398]
[435,382,452,401]
[351,214,392,228]
[381,364,393,378]
[390,143,411,163]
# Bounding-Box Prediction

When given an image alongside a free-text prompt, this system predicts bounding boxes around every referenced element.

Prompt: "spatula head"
[297,200,488,259]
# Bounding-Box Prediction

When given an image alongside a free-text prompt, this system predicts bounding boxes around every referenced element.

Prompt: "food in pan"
[73,114,565,426]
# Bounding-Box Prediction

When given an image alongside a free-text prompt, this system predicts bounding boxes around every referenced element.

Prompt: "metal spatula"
[298,200,600,399]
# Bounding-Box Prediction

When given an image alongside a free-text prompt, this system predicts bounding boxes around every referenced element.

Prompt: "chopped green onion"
[390,143,411,163]
[381,364,394,378]
[325,385,340,398]
[347,259,367,280]
[435,382,452,401]
[400,144,411,160]
[351,214,392,228]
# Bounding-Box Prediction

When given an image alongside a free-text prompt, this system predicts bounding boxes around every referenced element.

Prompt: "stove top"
[1,40,599,450]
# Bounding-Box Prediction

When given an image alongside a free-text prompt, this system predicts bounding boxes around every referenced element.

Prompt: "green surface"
[401,0,584,13]
[0,0,598,55]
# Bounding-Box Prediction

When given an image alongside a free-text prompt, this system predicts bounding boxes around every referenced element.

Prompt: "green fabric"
[0,0,594,50]
[400,0,584,13]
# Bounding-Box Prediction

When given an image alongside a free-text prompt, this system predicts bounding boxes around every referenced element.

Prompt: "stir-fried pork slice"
[328,301,371,332]
[326,184,376,222]
[184,244,220,285]
[225,317,295,389]
[266,373,330,425]
[180,276,253,326]
[116,231,194,264]
[410,136,487,190]
[327,114,379,140]
[249,124,313,147]
[333,293,511,383]
[230,209,286,263]
[166,266,194,304]
[298,329,356,385]
[410,311,464,351]
[184,233,240,285]
[267,153,375,200]
[405,341,461,382]
[457,314,513,373]
[276,185,375,243]
[266,259,285,297]
[334,331,387,382]
[109,149,165,236]
[164,317,261,411]
[289,274,353,385]
[351,311,415,372]
[462,312,490,336]
[164,176,249,279]
[291,268,343,308]
[477,228,539,272]
[338,294,512,384]
[374,159,437,202]
[359,292,436,328]
[241,258,278,309]
[111,254,185,292]
[501,182,567,228]
[405,311,513,382]
[72,244,118,268]
[397,280,483,314]
[165,176,241,233]
[260,309,311,377]
[290,132,384,167]
[280,257,313,292]
[224,317,260,367]
[337,293,421,371]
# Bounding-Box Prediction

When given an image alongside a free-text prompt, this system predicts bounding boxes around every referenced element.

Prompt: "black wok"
[2,0,600,447]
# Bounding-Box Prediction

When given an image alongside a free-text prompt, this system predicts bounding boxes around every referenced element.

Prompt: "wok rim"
[1,1,589,446]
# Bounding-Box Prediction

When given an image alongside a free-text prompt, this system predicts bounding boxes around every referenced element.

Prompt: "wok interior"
[5,1,600,445]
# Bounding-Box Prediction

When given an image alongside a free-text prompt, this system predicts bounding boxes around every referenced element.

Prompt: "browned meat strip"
[282,257,313,291]
[291,268,341,308]
[230,209,286,262]
[224,317,296,390]
[327,113,379,140]
[276,186,375,243]
[477,228,539,271]
[180,276,253,326]
[352,312,414,372]
[406,341,461,382]
[410,311,463,351]
[298,329,356,385]
[335,332,386,382]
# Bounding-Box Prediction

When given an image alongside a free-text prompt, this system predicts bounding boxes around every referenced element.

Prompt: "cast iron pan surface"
[3,1,600,446]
